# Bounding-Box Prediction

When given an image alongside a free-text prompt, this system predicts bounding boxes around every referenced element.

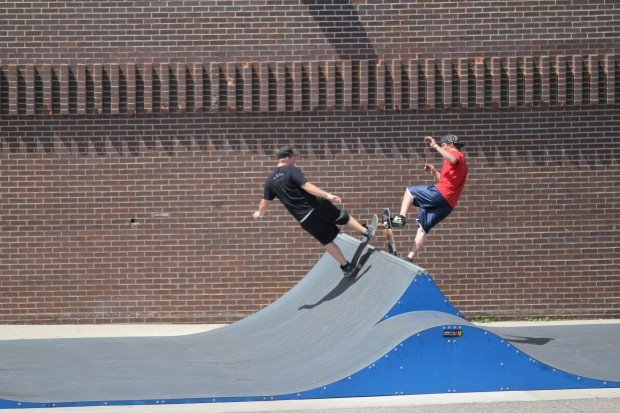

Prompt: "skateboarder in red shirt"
[391,135,468,261]
[253,145,376,276]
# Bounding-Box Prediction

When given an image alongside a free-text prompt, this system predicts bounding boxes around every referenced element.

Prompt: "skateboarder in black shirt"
[253,146,375,276]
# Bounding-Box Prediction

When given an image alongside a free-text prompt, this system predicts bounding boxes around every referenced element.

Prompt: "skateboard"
[382,208,397,256]
[346,214,378,278]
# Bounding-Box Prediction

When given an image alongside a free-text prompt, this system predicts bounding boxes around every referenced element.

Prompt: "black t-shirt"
[263,165,319,221]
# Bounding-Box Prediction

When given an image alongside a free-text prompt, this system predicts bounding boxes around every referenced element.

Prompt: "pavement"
[1,321,619,413]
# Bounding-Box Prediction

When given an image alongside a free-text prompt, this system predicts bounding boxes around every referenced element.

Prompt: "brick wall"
[1,1,617,63]
[0,1,618,323]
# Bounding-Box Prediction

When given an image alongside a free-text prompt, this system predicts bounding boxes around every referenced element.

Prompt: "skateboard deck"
[346,214,378,278]
[382,208,397,256]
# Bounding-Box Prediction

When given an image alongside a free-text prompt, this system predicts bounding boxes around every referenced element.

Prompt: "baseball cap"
[277,145,299,159]
[440,134,463,147]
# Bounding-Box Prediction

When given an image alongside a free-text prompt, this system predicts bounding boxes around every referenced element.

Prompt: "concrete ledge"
[7,389,620,413]
[0,324,224,340]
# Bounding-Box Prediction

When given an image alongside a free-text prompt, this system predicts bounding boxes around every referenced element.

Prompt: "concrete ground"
[1,321,619,413]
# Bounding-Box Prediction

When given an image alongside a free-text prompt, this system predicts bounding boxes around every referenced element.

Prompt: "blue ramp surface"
[0,234,618,409]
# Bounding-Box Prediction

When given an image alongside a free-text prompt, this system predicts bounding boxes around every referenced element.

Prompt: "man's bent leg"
[399,188,414,217]
[391,188,413,228]
[344,216,369,236]
[335,210,374,238]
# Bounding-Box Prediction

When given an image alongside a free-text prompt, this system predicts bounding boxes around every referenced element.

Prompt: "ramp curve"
[0,235,456,408]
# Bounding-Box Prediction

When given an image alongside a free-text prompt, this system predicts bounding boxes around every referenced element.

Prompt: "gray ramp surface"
[486,324,620,382]
[0,235,439,403]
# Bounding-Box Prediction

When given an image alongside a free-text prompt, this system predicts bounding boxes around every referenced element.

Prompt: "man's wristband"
[327,193,334,201]
[432,144,439,149]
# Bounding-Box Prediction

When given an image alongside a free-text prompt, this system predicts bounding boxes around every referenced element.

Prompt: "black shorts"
[299,200,342,245]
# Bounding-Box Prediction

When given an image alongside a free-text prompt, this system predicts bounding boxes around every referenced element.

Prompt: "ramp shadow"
[502,335,554,345]
[298,265,372,310]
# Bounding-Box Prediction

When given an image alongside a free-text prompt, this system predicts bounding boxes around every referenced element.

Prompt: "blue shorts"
[407,184,453,234]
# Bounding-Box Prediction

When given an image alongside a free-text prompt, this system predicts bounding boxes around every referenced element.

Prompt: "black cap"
[277,145,299,159]
[440,134,463,147]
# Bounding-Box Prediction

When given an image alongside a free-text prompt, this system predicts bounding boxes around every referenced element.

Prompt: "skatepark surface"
[1,323,618,413]
[0,234,618,412]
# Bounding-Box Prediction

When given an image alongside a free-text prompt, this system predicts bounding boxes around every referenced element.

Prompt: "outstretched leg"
[325,242,358,276]
[325,242,348,266]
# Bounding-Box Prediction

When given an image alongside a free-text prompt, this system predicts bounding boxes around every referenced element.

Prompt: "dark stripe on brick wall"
[1,56,617,116]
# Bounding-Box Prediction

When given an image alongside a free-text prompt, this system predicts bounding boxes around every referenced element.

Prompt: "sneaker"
[341,261,356,277]
[391,215,407,228]
[404,257,413,263]
[362,214,378,239]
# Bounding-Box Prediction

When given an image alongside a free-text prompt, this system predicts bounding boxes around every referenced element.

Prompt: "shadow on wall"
[302,0,378,61]
[0,131,420,159]
[0,128,617,169]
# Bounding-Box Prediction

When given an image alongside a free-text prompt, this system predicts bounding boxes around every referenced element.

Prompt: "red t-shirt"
[435,149,468,209]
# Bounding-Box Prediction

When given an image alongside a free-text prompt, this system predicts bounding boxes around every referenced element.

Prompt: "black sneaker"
[363,214,378,239]
[341,261,356,277]
[391,215,407,228]
[404,257,413,263]
[363,224,376,239]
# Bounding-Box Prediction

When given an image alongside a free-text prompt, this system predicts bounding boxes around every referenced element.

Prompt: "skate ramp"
[0,234,618,409]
